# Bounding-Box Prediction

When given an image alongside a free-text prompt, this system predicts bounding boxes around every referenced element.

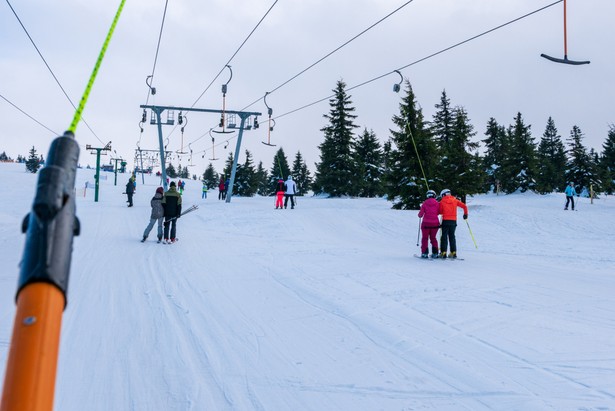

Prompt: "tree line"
[313,80,615,209]
[169,79,614,207]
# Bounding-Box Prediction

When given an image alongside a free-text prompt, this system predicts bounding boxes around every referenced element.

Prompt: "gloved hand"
[463,214,468,220]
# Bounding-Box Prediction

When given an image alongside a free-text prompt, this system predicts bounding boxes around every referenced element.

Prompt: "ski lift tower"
[141,104,260,199]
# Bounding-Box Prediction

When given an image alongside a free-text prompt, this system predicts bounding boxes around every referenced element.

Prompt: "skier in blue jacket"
[564,182,577,210]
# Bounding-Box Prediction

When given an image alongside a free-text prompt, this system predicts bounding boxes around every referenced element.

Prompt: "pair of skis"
[413,254,465,261]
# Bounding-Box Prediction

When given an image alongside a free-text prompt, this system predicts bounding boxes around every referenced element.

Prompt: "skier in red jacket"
[417,190,440,258]
[438,188,468,259]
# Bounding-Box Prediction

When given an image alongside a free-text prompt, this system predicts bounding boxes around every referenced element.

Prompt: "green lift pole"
[86,142,111,202]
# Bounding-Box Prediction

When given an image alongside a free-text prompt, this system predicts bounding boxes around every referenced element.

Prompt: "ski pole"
[416,217,421,247]
[2,2,126,410]
[465,219,478,248]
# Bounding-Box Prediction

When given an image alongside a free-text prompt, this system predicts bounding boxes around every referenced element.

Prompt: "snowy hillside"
[1,161,614,411]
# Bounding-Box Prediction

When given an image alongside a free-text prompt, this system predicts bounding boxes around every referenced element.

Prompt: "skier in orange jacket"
[438,189,468,259]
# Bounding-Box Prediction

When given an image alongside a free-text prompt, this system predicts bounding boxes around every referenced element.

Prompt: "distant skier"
[284,175,297,209]
[162,181,182,244]
[202,182,208,199]
[125,177,135,207]
[141,187,164,243]
[564,182,577,210]
[275,178,285,209]
[218,176,225,200]
[438,189,468,259]
[418,190,440,258]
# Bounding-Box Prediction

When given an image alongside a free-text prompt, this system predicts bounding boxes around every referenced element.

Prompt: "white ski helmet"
[426,190,436,198]
[440,188,451,197]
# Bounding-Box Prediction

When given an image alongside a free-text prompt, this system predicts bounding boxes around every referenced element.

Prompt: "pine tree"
[383,81,437,209]
[166,163,177,178]
[235,150,258,196]
[269,148,291,195]
[565,125,600,192]
[354,128,384,197]
[0,151,10,161]
[222,151,235,193]
[499,113,537,193]
[482,118,508,193]
[255,161,270,196]
[26,146,41,173]
[535,117,567,194]
[438,107,484,203]
[313,80,360,196]
[291,151,312,196]
[599,125,615,194]
[431,90,455,150]
[202,163,218,190]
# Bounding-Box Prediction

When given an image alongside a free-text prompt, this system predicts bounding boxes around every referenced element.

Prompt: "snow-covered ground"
[1,161,614,411]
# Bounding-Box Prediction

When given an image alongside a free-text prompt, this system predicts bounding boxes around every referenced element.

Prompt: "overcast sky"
[1,0,613,175]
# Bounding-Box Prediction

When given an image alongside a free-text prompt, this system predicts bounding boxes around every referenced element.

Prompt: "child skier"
[275,178,285,209]
[417,190,440,258]
[438,189,468,259]
[141,187,164,242]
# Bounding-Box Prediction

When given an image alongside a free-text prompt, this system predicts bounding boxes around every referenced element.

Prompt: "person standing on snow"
[141,187,164,243]
[564,181,578,210]
[218,176,225,200]
[125,177,135,207]
[162,181,182,244]
[275,178,285,209]
[418,190,440,258]
[284,175,297,209]
[202,182,208,199]
[438,189,468,259]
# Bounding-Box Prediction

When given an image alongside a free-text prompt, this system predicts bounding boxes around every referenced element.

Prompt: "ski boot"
[430,253,439,259]
[421,252,429,259]
[449,251,457,259]
[439,252,447,259]
[141,235,147,243]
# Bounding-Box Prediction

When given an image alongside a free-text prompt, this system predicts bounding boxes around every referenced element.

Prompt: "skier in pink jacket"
[417,190,440,258]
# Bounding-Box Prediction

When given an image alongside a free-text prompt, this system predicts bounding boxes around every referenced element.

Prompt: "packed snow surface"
[1,162,614,410]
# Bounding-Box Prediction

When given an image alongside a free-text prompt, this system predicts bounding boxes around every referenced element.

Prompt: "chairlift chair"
[212,65,236,134]
[540,0,590,65]
[208,129,219,161]
[176,113,188,155]
[261,92,276,146]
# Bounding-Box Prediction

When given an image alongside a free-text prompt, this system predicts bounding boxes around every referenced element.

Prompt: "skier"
[125,177,135,207]
[177,179,183,195]
[438,189,468,259]
[564,181,577,210]
[218,176,225,200]
[162,181,182,244]
[284,175,297,209]
[275,178,285,209]
[417,190,440,258]
[141,187,164,243]
[202,182,208,199]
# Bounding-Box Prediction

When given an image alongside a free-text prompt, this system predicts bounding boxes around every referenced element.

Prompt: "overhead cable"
[0,92,58,135]
[190,0,280,108]
[274,0,564,121]
[241,0,416,111]
[5,0,105,144]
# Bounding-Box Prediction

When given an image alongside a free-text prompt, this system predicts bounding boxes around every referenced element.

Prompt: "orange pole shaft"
[563,0,568,57]
[1,283,65,411]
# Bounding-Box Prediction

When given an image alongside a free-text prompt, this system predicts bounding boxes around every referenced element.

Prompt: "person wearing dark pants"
[438,189,468,259]
[284,175,297,209]
[564,182,577,210]
[162,181,182,244]
[125,177,135,207]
